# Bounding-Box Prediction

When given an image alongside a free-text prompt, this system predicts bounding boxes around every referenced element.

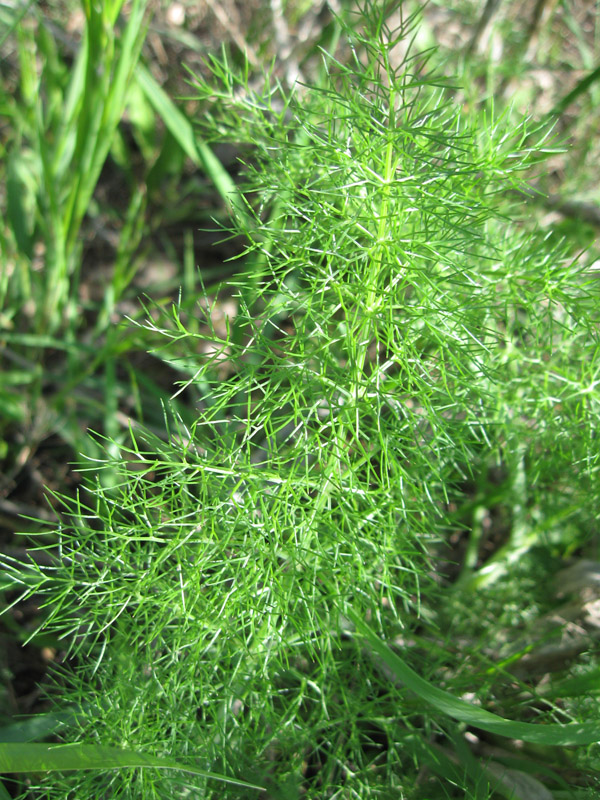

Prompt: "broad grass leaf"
[486,761,554,800]
[347,607,600,746]
[6,150,38,258]
[0,743,265,791]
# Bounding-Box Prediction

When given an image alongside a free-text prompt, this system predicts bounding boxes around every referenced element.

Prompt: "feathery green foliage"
[2,2,599,798]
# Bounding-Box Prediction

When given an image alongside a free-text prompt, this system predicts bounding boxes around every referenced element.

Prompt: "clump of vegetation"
[1,1,599,798]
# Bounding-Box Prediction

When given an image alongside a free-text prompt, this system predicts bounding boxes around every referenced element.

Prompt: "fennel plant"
[3,3,599,798]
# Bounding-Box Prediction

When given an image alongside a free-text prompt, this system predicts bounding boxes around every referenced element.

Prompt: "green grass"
[1,1,600,798]
[0,0,245,463]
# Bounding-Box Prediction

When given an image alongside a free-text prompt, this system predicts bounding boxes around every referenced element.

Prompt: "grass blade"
[0,743,265,791]
[549,62,600,117]
[134,62,247,220]
[346,607,600,746]
[0,711,77,743]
